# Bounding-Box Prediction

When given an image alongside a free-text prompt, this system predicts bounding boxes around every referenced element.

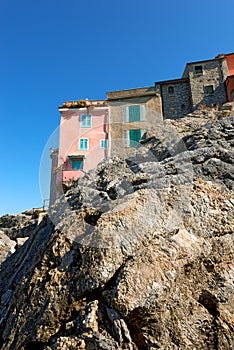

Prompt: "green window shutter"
[129,105,141,122]
[129,129,141,147]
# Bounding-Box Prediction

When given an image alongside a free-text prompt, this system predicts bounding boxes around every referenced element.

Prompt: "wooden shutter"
[124,130,130,147]
[140,105,146,121]
[79,138,88,150]
[129,129,141,147]
[124,107,129,122]
[129,105,141,122]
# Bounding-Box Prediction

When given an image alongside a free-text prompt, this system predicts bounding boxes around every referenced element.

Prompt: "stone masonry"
[183,59,227,109]
[156,79,192,119]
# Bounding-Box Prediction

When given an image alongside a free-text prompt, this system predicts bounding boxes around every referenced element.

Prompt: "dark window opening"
[181,104,185,111]
[204,85,214,95]
[195,65,203,75]
[72,159,83,170]
[168,86,174,94]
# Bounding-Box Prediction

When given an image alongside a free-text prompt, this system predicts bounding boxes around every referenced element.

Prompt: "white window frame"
[123,105,146,123]
[79,138,89,150]
[80,114,92,128]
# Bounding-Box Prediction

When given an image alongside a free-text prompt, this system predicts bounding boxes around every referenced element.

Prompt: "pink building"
[52,99,109,201]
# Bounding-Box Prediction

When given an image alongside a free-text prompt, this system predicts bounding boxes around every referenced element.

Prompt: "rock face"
[0,112,234,350]
[0,209,46,264]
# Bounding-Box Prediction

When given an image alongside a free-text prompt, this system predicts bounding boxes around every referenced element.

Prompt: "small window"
[129,105,141,122]
[194,65,203,75]
[124,105,146,122]
[100,139,108,149]
[79,138,89,150]
[204,85,214,95]
[168,86,174,94]
[80,114,92,128]
[72,159,83,170]
[181,104,185,111]
[124,129,145,147]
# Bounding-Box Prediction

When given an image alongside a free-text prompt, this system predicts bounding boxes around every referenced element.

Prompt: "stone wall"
[107,93,162,157]
[187,60,227,108]
[220,57,230,81]
[158,80,192,119]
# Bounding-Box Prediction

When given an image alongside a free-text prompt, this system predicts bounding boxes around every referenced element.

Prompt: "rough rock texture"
[0,231,16,262]
[0,111,233,350]
[0,209,47,263]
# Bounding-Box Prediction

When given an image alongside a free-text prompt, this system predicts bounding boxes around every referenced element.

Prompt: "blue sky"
[0,0,233,215]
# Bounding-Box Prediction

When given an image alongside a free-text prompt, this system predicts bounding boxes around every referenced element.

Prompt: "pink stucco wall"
[56,106,109,195]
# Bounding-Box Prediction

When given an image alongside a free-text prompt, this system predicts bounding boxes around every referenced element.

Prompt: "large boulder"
[0,114,233,350]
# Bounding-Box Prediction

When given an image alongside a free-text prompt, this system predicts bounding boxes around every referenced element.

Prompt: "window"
[124,105,146,122]
[129,105,140,122]
[194,65,203,75]
[80,114,92,128]
[72,159,83,170]
[168,86,174,94]
[124,129,145,147]
[181,104,185,111]
[79,138,89,150]
[100,139,108,149]
[204,85,214,95]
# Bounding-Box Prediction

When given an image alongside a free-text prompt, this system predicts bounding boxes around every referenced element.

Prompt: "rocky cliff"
[0,209,46,264]
[0,107,234,350]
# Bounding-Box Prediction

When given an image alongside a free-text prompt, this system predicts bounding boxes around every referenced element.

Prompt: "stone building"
[107,86,163,157]
[182,56,227,109]
[156,53,234,119]
[155,78,192,119]
[49,52,234,204]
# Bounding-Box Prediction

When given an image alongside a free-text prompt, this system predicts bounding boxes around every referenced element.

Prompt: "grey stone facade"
[156,79,192,119]
[183,59,227,109]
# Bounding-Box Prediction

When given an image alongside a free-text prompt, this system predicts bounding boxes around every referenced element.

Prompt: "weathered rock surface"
[0,231,16,262]
[0,112,233,350]
[0,209,47,263]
